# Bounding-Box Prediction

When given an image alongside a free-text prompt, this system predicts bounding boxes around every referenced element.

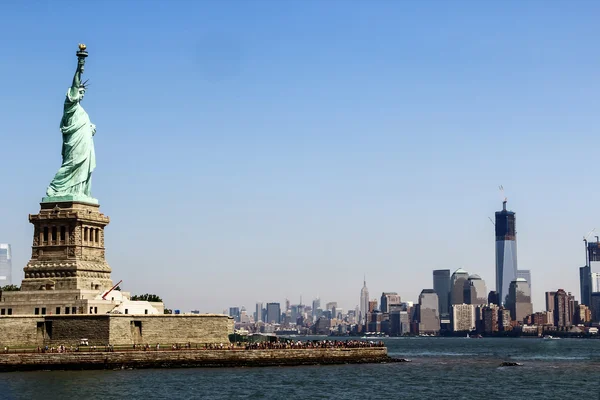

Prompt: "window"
[34,308,40,315]
[0,309,4,315]
[43,227,48,244]
[84,227,88,242]
[94,307,97,314]
[125,309,128,315]
[41,307,46,315]
[7,309,12,315]
[65,307,70,315]
[144,309,148,315]
[56,307,60,315]
[89,307,93,314]
[72,307,77,314]
[52,227,57,244]
[60,226,66,242]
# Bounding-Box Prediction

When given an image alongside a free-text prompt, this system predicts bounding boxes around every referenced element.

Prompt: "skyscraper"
[417,289,440,335]
[495,199,518,305]
[433,269,451,319]
[465,275,487,305]
[506,278,532,323]
[0,244,12,287]
[255,302,263,323]
[380,292,401,313]
[450,268,469,305]
[451,304,475,332]
[266,302,281,324]
[580,266,592,306]
[517,270,531,291]
[360,278,369,324]
[553,289,571,328]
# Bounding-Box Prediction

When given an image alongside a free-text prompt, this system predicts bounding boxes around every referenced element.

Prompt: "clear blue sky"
[1,0,599,312]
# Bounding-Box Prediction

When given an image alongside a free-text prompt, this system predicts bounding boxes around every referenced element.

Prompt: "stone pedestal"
[21,201,113,292]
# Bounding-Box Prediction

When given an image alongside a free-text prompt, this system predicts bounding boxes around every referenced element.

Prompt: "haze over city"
[1,1,600,313]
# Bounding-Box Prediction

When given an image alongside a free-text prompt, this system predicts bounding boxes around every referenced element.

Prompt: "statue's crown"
[79,79,89,90]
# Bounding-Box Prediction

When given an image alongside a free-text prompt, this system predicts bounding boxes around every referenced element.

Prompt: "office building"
[254,302,263,323]
[452,304,475,332]
[266,302,281,324]
[465,274,487,305]
[417,289,440,335]
[498,307,512,331]
[229,307,240,322]
[517,269,531,291]
[451,268,469,305]
[433,269,451,318]
[553,289,571,328]
[495,199,518,305]
[590,292,600,322]
[380,292,401,313]
[506,278,532,324]
[0,244,11,287]
[592,273,600,293]
[580,266,592,306]
[360,278,369,324]
[488,291,499,305]
[545,291,556,313]
[482,304,499,333]
[312,298,321,322]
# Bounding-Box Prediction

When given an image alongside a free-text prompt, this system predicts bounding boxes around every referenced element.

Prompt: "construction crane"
[102,280,123,300]
[583,229,596,266]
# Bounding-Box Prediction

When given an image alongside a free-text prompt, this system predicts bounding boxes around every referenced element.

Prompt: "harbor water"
[1,337,599,399]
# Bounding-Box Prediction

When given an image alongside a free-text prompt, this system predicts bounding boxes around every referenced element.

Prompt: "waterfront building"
[0,244,12,287]
[433,269,451,319]
[495,199,518,305]
[465,275,487,305]
[417,289,440,335]
[380,292,401,313]
[498,307,512,331]
[545,291,556,313]
[576,304,592,324]
[580,266,592,306]
[553,289,571,328]
[266,302,281,324]
[451,268,469,305]
[452,304,475,332]
[360,278,369,324]
[590,293,600,322]
[482,304,499,333]
[506,278,532,324]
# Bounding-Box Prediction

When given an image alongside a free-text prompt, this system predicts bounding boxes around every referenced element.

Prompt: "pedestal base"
[42,194,98,205]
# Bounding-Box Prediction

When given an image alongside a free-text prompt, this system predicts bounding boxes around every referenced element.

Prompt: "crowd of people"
[4,339,384,354]
[243,339,385,350]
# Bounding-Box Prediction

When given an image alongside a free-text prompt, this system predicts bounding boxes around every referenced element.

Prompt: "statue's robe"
[46,89,96,197]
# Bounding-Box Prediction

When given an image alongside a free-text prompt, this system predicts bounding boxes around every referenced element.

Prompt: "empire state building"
[360,277,369,325]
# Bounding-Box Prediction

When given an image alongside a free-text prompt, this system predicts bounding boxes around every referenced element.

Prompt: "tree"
[130,293,163,303]
[0,285,20,292]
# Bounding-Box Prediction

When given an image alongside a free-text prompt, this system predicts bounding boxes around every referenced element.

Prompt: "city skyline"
[1,1,600,312]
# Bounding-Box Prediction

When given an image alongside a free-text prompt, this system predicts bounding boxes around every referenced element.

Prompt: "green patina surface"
[44,46,97,204]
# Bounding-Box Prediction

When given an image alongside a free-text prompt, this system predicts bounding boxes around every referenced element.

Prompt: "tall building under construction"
[495,199,518,305]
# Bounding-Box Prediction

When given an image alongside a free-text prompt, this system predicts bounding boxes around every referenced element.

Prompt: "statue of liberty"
[44,44,97,204]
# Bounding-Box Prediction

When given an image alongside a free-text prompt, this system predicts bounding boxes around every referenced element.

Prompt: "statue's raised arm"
[44,44,97,205]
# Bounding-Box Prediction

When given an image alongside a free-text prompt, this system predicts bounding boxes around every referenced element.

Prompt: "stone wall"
[0,317,44,347]
[0,314,233,347]
[0,348,389,372]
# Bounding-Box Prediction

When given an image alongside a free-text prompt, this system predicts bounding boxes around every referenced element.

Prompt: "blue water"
[1,337,599,399]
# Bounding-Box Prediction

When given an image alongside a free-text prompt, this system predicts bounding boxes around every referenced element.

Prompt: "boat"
[543,335,560,340]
